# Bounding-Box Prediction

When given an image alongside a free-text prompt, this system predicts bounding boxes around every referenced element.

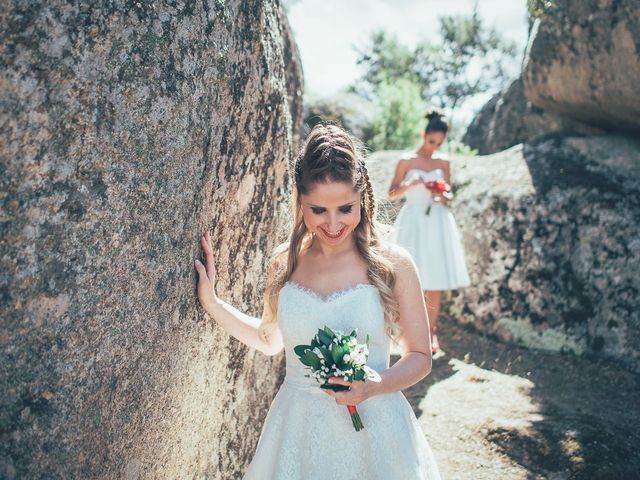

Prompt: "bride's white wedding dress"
[243,280,441,480]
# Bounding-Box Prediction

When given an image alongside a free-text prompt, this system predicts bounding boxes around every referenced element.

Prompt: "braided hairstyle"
[261,123,402,342]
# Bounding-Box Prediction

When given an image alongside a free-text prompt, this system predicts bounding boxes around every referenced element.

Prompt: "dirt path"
[391,316,640,479]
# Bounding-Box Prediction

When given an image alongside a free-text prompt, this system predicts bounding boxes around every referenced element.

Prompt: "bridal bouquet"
[294,326,380,432]
[424,179,452,215]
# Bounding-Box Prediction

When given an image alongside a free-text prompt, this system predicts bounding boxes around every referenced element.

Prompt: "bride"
[195,124,442,479]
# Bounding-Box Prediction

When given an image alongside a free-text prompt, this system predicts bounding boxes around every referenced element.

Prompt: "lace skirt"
[242,379,442,480]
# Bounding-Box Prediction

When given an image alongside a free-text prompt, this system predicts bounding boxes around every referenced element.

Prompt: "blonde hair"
[259,123,402,343]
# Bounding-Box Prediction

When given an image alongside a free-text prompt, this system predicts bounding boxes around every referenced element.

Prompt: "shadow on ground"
[396,315,640,479]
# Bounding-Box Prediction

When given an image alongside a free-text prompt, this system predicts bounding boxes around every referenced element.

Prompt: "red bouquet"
[424,180,452,215]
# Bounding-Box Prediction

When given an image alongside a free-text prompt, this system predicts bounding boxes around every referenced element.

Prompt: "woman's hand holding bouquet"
[424,179,452,214]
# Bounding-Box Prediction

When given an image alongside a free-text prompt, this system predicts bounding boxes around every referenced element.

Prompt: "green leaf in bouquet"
[317,329,332,347]
[298,356,313,367]
[294,345,311,357]
[350,329,357,337]
[331,343,343,364]
[366,333,370,346]
[320,383,349,392]
[310,338,319,349]
[323,326,336,338]
[300,351,321,370]
[318,346,333,364]
[354,369,365,381]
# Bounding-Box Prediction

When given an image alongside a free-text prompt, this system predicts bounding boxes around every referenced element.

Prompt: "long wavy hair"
[259,123,402,343]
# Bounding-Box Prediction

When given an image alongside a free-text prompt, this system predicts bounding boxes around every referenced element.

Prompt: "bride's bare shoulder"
[274,241,289,254]
[265,241,289,275]
[377,240,422,292]
[263,243,290,294]
[378,240,416,272]
[398,151,419,165]
[270,242,289,263]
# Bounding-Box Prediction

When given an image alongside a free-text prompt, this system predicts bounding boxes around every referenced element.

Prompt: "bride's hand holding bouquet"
[424,179,452,214]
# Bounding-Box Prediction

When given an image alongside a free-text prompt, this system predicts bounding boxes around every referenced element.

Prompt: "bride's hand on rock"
[323,377,374,406]
[194,230,220,312]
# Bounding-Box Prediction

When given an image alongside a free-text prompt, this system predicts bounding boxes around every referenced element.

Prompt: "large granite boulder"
[1,2,302,479]
[523,0,640,134]
[462,77,597,155]
[448,134,640,373]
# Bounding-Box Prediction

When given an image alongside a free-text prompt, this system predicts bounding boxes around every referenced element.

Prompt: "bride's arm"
[371,246,432,395]
[195,231,284,356]
[324,244,432,404]
[388,159,420,201]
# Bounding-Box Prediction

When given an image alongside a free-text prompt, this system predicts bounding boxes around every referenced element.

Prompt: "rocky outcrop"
[302,92,375,142]
[279,6,304,143]
[523,0,640,134]
[447,134,640,373]
[1,2,302,479]
[462,77,597,155]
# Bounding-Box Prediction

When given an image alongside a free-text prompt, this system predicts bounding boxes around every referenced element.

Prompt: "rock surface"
[462,77,597,155]
[523,1,640,134]
[1,2,302,478]
[447,134,640,372]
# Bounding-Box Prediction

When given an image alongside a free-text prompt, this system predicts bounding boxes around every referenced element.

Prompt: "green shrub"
[368,78,424,152]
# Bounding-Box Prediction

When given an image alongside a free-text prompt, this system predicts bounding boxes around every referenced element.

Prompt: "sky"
[287,0,530,127]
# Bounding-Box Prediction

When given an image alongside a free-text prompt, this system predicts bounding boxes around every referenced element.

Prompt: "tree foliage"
[351,31,420,100]
[369,78,424,151]
[416,8,517,112]
[351,6,517,145]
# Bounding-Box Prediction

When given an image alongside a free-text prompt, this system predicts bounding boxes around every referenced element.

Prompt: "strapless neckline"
[282,280,378,304]
[405,167,443,176]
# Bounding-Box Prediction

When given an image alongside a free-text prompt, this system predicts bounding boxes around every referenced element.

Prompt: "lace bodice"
[277,281,390,390]
[403,168,444,205]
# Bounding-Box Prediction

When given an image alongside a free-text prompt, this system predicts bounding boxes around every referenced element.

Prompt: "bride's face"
[421,131,446,155]
[300,181,362,245]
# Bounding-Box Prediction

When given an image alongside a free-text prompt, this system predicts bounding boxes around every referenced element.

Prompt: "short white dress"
[390,167,471,290]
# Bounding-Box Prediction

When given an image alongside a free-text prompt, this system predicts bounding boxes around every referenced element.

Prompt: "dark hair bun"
[425,107,445,121]
[424,107,449,134]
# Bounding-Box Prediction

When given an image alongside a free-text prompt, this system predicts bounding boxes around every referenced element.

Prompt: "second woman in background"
[387,110,470,354]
